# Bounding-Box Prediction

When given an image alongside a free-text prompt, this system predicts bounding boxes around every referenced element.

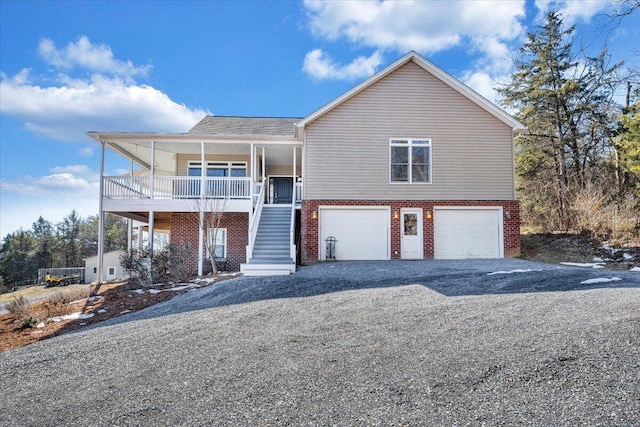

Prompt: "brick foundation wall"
[301,200,520,264]
[170,212,248,273]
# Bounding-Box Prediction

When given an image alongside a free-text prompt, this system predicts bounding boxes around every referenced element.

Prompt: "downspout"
[97,138,106,285]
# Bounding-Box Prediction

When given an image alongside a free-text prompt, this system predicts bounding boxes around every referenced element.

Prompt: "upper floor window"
[390,138,431,184]
[188,161,246,178]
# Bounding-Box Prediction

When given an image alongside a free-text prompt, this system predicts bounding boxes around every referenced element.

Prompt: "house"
[84,250,125,283]
[88,51,524,279]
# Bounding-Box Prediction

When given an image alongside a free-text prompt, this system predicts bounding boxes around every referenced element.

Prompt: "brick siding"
[301,200,520,264]
[170,212,248,273]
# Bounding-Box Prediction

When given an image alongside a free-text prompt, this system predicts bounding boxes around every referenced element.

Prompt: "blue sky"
[1,0,638,237]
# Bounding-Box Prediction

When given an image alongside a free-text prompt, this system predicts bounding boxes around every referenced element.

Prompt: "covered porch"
[89,131,303,281]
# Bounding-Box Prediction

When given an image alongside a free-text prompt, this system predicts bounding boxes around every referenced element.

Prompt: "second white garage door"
[319,208,390,260]
[434,208,503,259]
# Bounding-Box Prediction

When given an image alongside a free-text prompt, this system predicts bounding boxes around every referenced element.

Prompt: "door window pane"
[404,213,418,235]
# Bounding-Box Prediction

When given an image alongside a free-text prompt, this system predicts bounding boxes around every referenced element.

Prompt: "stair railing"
[246,182,266,261]
[289,182,296,263]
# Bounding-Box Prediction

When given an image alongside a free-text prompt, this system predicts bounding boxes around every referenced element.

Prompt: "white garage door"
[319,208,390,260]
[434,208,502,259]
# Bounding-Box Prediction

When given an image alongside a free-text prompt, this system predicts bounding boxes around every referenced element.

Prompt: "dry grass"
[41,288,91,318]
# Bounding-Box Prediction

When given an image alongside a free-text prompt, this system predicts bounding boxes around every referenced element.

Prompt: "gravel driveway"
[1,258,639,426]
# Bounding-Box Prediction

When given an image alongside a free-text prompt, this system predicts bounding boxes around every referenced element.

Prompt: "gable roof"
[189,116,301,137]
[297,51,525,132]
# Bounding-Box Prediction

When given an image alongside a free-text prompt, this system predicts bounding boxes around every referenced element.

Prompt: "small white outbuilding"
[84,250,125,284]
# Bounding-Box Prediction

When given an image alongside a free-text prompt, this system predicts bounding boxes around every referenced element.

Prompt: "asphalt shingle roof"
[188,116,301,137]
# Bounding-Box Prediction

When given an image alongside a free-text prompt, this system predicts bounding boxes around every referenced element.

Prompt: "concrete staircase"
[241,206,296,276]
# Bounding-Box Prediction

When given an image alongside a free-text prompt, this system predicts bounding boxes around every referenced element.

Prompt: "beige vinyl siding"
[304,62,516,201]
[176,154,253,177]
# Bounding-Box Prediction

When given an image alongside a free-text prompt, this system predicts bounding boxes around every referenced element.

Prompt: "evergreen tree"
[498,11,623,230]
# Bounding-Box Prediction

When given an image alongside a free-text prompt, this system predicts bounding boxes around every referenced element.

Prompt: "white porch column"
[137,226,143,250]
[198,141,205,276]
[150,141,155,199]
[147,211,154,282]
[200,141,205,198]
[148,211,155,252]
[198,210,204,277]
[127,158,133,252]
[261,146,266,183]
[97,138,106,284]
[250,142,255,197]
[293,146,296,184]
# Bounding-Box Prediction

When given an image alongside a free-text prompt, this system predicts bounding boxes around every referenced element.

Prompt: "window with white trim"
[207,228,227,259]
[188,161,247,177]
[390,138,431,183]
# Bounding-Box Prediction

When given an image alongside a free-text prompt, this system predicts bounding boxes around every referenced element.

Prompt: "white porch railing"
[246,182,266,261]
[290,182,297,261]
[103,176,251,200]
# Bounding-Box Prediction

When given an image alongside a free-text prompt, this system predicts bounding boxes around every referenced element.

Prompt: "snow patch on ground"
[134,284,200,295]
[580,277,622,285]
[601,245,622,254]
[50,312,95,322]
[630,267,640,272]
[623,253,634,260]
[193,272,238,284]
[487,269,542,275]
[561,262,606,269]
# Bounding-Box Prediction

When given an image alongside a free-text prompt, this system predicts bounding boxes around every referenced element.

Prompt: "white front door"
[401,208,422,259]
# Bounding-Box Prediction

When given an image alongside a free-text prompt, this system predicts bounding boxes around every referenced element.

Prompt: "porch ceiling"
[105,139,302,172]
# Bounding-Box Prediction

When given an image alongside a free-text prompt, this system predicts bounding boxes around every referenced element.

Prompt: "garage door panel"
[320,208,389,260]
[434,209,502,259]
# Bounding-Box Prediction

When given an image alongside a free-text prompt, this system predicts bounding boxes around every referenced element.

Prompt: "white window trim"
[207,227,227,259]
[188,161,247,177]
[389,138,432,184]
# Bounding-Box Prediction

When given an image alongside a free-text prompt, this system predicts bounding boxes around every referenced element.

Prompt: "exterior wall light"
[312,210,317,219]
[393,211,399,219]
[505,210,511,219]
[426,211,432,220]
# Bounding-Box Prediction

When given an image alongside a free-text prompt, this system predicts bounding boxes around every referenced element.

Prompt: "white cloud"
[38,36,151,79]
[0,36,208,143]
[304,0,525,74]
[534,0,611,25]
[303,49,383,80]
[1,165,97,196]
[78,146,93,157]
[0,69,208,142]
[461,71,498,103]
